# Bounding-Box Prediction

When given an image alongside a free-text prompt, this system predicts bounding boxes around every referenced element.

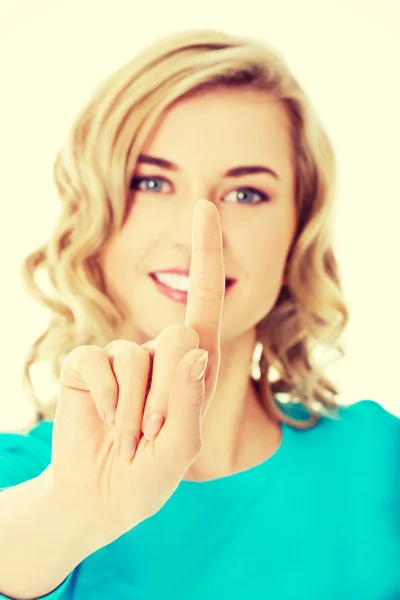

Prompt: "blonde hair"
[21,29,348,430]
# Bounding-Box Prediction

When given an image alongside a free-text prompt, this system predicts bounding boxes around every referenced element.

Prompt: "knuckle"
[161,323,184,336]
[182,326,200,347]
[160,323,200,349]
[64,344,101,365]
[105,338,134,348]
[61,345,119,411]
[105,338,139,354]
[194,285,225,302]
[61,344,104,382]
[112,343,149,368]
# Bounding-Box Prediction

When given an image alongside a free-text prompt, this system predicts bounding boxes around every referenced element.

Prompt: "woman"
[0,29,399,600]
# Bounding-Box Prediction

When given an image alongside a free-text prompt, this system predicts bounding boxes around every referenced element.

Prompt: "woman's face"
[100,87,297,346]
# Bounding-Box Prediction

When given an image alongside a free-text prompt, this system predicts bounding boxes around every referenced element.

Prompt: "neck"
[184,328,281,482]
[121,320,280,482]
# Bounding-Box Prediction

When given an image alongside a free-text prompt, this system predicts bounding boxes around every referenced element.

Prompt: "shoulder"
[329,401,399,491]
[336,399,400,449]
[337,400,400,469]
[279,398,400,472]
[279,397,399,437]
[0,420,54,489]
[338,398,399,425]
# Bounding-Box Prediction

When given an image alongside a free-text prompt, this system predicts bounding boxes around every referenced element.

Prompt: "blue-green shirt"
[0,399,399,599]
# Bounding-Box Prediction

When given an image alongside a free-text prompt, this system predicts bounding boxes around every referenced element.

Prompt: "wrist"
[36,467,109,555]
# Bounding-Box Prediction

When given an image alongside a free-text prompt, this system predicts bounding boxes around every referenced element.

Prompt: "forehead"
[141,87,294,175]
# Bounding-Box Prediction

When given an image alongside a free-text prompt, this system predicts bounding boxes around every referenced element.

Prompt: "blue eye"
[130,177,271,206]
[225,187,271,205]
[130,176,169,192]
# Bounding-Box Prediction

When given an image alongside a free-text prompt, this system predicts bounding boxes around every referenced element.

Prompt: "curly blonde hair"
[21,29,349,431]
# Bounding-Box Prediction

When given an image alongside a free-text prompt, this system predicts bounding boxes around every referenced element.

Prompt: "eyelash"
[129,176,272,205]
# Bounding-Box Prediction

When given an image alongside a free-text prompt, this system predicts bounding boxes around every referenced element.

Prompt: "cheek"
[100,231,138,289]
[101,214,146,271]
[242,225,294,313]
[248,224,293,274]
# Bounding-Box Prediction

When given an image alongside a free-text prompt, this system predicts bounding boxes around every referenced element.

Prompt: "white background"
[0,0,399,431]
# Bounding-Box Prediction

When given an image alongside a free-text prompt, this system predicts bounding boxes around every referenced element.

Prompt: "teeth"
[153,273,233,292]
[153,273,189,292]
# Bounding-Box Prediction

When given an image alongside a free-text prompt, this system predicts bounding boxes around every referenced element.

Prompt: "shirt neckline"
[179,420,294,490]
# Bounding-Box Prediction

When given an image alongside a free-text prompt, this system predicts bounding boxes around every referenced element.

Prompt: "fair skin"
[100,86,297,481]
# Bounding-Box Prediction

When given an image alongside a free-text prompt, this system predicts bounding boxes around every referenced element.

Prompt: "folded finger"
[141,324,199,440]
[104,340,150,463]
[156,348,208,469]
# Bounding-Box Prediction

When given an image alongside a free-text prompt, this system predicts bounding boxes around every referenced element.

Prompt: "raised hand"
[138,198,226,441]
[45,199,226,548]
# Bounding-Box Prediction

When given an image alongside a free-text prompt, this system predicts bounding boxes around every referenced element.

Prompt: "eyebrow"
[137,154,279,180]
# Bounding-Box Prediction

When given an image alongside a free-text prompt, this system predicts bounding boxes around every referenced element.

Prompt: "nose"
[169,194,218,245]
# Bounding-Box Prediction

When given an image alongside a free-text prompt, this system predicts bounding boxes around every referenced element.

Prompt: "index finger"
[184,199,225,361]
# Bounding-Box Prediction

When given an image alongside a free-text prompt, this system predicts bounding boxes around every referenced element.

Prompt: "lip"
[150,268,237,285]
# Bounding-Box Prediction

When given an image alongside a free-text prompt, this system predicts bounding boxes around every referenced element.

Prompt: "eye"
[130,176,171,193]
[224,187,271,205]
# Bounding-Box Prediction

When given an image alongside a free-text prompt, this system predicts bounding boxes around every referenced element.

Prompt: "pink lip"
[153,268,191,276]
[149,273,236,304]
[150,268,237,284]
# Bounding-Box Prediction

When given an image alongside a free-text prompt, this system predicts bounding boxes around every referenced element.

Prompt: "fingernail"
[190,351,208,382]
[104,407,116,426]
[143,413,164,441]
[119,435,138,463]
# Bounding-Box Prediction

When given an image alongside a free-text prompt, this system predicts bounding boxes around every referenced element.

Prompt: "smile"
[149,273,236,304]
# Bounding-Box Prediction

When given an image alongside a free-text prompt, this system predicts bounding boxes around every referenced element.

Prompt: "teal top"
[0,399,399,599]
